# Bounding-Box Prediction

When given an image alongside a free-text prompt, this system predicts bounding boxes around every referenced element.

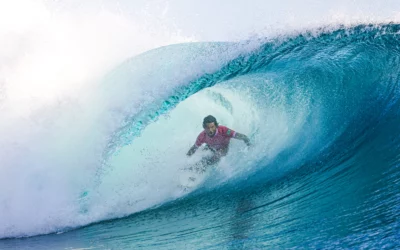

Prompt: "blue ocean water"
[1,24,400,249]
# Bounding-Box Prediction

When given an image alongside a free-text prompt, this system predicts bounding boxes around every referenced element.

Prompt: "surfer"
[187,115,251,166]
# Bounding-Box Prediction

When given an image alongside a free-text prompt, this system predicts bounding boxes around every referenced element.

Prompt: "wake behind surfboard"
[178,158,217,192]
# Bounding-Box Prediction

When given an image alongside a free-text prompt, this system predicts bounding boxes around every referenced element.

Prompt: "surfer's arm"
[187,145,198,156]
[234,132,251,146]
[188,132,205,156]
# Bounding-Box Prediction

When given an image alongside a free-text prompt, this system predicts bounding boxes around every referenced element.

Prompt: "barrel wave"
[1,24,399,249]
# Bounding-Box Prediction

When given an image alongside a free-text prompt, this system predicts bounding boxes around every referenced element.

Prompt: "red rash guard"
[195,126,236,152]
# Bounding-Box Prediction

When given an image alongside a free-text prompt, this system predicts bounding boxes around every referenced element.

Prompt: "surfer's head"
[203,115,218,137]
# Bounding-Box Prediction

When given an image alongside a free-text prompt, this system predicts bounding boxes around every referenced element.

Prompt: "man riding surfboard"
[187,115,251,166]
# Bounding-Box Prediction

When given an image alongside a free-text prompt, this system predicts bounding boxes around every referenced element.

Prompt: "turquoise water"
[1,24,399,249]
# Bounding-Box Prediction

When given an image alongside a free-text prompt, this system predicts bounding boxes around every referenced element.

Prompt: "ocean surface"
[1,24,400,249]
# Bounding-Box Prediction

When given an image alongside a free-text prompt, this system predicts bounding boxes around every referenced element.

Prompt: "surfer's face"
[205,122,217,137]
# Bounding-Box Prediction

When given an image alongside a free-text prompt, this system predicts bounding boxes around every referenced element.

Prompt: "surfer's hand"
[187,145,198,156]
[244,138,251,146]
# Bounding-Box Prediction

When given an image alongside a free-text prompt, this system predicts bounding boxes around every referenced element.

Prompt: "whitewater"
[0,0,399,249]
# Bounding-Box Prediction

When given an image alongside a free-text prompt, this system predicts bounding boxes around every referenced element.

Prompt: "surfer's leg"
[202,144,211,151]
[202,154,221,166]
[192,155,216,173]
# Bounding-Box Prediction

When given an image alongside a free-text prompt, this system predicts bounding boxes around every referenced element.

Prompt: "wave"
[1,23,399,240]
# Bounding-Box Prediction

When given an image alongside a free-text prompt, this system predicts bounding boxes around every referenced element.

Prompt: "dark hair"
[203,115,218,128]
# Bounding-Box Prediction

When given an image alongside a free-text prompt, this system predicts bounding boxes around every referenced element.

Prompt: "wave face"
[1,24,400,249]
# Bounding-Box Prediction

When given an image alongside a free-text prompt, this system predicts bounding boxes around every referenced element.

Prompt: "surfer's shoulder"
[218,125,229,133]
